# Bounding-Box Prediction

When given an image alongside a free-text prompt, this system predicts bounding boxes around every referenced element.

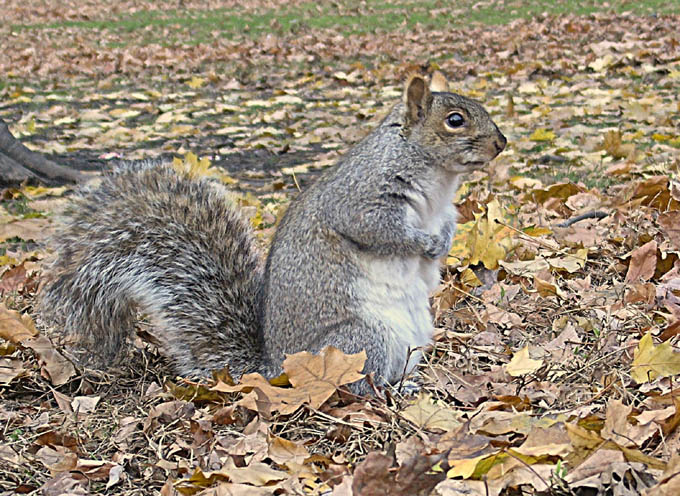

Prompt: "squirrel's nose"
[495,133,507,154]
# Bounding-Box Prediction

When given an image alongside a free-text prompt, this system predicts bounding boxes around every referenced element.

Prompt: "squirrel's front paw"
[424,222,455,259]
[424,234,449,259]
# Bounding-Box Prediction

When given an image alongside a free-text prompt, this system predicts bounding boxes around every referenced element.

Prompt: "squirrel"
[37,72,506,395]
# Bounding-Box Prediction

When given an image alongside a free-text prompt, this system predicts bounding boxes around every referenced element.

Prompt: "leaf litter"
[1,1,680,494]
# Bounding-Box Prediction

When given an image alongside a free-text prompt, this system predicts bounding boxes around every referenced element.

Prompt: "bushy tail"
[37,161,267,378]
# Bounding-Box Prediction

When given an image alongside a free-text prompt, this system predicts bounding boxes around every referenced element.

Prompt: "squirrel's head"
[401,72,506,173]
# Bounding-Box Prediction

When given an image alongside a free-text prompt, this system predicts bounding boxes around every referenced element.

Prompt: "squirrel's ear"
[404,73,432,128]
[429,70,449,92]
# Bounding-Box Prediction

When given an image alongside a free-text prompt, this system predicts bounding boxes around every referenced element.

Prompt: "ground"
[1,1,680,495]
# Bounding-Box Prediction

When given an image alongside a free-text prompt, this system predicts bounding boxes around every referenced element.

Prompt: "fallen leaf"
[24,335,76,386]
[0,357,26,384]
[401,393,464,432]
[625,240,657,283]
[213,347,365,415]
[505,347,544,377]
[0,218,51,242]
[267,434,309,465]
[631,332,680,383]
[0,302,39,344]
[466,199,514,269]
[658,212,680,251]
[71,396,101,414]
[529,128,556,141]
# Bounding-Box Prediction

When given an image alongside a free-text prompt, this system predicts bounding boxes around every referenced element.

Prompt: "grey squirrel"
[37,72,506,395]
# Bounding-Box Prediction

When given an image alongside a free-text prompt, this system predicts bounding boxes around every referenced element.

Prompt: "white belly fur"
[358,255,437,384]
[357,204,458,384]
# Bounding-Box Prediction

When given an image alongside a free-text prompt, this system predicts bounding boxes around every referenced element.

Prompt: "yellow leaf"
[631,333,680,383]
[172,152,213,180]
[529,128,556,142]
[0,255,19,266]
[186,76,206,89]
[453,181,471,203]
[602,130,635,159]
[510,176,543,190]
[250,209,263,229]
[23,185,68,199]
[506,346,543,377]
[523,226,553,237]
[460,268,482,287]
[466,199,514,269]
[447,454,488,479]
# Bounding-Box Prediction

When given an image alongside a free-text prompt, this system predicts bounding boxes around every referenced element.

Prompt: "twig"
[556,210,608,228]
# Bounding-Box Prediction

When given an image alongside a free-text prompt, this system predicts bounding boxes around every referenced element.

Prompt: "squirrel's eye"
[445,112,465,128]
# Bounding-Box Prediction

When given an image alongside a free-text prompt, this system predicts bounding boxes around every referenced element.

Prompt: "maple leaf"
[464,198,514,270]
[284,346,365,390]
[212,347,365,415]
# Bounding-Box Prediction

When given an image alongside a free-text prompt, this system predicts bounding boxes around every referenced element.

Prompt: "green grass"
[9,0,680,47]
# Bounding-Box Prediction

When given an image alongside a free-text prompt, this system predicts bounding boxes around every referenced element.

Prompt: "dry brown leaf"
[0,218,51,242]
[513,425,571,458]
[267,434,309,465]
[24,335,76,386]
[35,446,78,474]
[658,211,680,251]
[631,176,679,210]
[484,303,523,327]
[435,479,497,496]
[0,357,26,384]
[214,347,365,415]
[214,460,289,486]
[625,240,658,283]
[143,400,195,433]
[284,346,366,391]
[566,448,625,486]
[352,450,448,496]
[505,346,543,377]
[71,395,101,414]
[643,453,680,496]
[401,393,464,432]
[602,399,658,448]
[198,483,275,496]
[40,472,89,496]
[0,261,39,295]
[471,411,562,436]
[0,302,39,344]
